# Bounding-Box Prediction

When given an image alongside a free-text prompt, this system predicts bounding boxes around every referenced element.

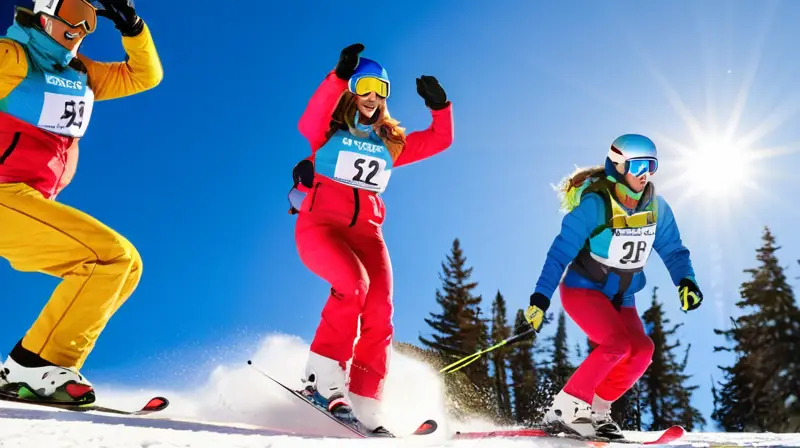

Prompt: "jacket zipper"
[0,132,21,164]
[349,188,360,227]
[308,182,321,212]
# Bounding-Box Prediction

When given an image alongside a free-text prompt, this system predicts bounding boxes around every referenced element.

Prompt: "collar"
[6,19,75,70]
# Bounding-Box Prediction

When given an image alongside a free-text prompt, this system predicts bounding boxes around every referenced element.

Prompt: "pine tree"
[508,309,541,425]
[550,310,575,390]
[490,291,513,422]
[712,227,800,432]
[673,345,706,431]
[419,238,493,417]
[540,310,575,410]
[640,286,705,431]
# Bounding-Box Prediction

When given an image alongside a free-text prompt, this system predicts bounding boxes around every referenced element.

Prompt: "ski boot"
[300,354,359,423]
[350,392,394,437]
[591,394,625,440]
[300,353,393,437]
[300,374,394,436]
[542,390,595,438]
[0,350,95,404]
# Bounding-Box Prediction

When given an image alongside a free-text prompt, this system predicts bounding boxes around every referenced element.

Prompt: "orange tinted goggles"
[54,0,98,33]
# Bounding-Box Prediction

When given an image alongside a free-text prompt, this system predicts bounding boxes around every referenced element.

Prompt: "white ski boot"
[300,352,355,419]
[543,390,595,437]
[300,353,393,437]
[591,394,625,440]
[0,355,95,404]
[350,392,393,437]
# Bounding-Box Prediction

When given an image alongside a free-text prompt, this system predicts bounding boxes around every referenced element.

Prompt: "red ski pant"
[294,178,393,400]
[561,284,655,404]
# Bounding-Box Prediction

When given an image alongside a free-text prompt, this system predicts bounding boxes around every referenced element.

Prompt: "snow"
[1,333,799,447]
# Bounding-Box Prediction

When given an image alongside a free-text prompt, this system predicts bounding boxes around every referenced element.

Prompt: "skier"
[288,43,453,435]
[0,0,162,404]
[524,134,703,439]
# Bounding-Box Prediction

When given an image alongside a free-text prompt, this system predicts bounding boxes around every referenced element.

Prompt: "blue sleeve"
[652,195,696,286]
[533,194,604,300]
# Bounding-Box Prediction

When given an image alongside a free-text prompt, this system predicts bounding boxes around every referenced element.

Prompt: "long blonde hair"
[329,91,407,161]
[554,164,607,212]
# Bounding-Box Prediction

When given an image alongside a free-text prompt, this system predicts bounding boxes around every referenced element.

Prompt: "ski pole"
[439,327,536,374]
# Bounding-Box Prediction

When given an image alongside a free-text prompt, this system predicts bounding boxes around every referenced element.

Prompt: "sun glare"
[681,136,753,198]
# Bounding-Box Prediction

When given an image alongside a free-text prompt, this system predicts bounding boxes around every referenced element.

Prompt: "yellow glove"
[678,277,703,312]
[526,292,550,332]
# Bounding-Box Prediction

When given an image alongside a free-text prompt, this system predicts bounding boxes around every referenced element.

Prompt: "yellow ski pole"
[439,328,536,374]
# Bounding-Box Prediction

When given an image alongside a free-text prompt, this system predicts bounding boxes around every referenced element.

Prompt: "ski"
[635,425,686,445]
[540,421,685,445]
[453,425,685,445]
[247,360,438,438]
[0,391,169,416]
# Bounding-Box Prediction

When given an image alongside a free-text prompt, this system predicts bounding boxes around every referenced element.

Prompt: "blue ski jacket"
[533,186,696,308]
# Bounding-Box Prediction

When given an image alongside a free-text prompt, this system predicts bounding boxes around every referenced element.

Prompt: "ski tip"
[413,419,438,435]
[143,396,169,412]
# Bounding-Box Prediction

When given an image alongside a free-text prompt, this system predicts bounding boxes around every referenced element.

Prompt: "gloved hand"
[292,159,314,189]
[334,43,364,80]
[416,75,449,110]
[95,0,143,37]
[526,292,550,332]
[678,277,703,312]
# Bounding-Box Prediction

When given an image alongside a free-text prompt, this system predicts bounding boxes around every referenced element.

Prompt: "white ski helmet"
[607,134,659,178]
[33,0,98,33]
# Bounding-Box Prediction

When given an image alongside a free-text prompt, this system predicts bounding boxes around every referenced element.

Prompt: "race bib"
[333,151,391,192]
[605,225,657,269]
[37,92,94,137]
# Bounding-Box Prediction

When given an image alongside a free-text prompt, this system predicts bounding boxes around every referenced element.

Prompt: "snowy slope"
[1,334,798,447]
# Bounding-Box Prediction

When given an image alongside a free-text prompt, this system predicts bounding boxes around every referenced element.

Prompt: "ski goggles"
[624,158,658,177]
[50,0,98,33]
[349,76,390,98]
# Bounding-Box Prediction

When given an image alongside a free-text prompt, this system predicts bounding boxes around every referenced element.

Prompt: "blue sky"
[3,0,800,430]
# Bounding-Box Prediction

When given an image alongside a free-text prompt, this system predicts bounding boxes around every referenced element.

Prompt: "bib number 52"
[352,158,379,186]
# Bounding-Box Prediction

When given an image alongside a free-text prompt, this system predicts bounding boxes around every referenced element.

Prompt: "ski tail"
[641,425,685,445]
[89,396,170,415]
[0,391,169,416]
[412,419,438,435]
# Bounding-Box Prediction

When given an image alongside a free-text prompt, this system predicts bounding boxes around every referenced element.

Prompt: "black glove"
[678,277,703,312]
[334,43,364,80]
[292,159,314,189]
[95,0,143,37]
[416,75,448,110]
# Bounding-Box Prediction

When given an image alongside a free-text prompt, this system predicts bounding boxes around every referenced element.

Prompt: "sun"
[677,135,756,199]
[650,130,777,210]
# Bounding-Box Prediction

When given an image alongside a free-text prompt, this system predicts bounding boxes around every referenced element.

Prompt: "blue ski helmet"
[607,134,658,177]
[348,57,390,98]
